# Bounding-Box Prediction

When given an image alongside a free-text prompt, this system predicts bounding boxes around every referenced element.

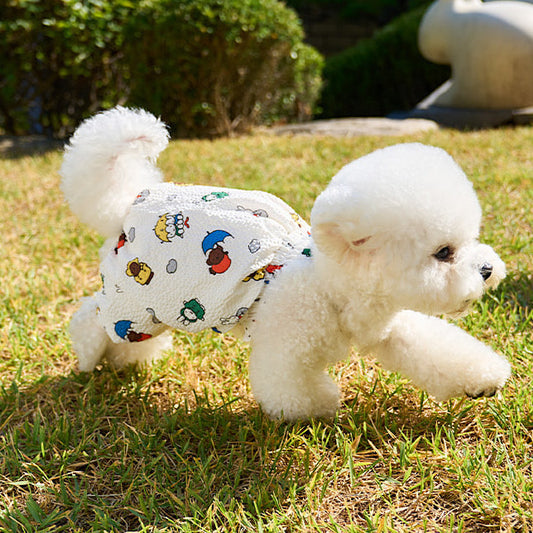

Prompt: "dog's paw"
[465,386,499,399]
[254,373,340,421]
[462,354,511,400]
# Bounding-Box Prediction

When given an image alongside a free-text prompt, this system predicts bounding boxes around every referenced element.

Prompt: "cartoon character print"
[178,298,206,326]
[205,245,231,275]
[133,189,150,205]
[202,230,233,275]
[220,307,248,326]
[291,212,305,227]
[146,307,162,324]
[114,320,152,342]
[202,191,229,202]
[114,232,127,254]
[154,212,190,242]
[236,205,269,218]
[243,264,283,282]
[290,212,311,237]
[126,258,154,285]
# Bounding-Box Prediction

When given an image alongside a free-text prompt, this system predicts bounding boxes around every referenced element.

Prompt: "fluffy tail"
[60,106,169,237]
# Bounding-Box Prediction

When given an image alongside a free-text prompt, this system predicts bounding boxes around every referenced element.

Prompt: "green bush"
[319,5,450,119]
[257,42,324,126]
[0,0,322,138]
[0,0,132,137]
[124,0,323,138]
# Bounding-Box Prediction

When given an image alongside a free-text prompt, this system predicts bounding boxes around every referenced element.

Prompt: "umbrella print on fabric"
[202,230,233,275]
[114,320,152,342]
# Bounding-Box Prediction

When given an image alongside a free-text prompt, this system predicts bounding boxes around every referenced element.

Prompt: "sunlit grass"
[0,126,531,531]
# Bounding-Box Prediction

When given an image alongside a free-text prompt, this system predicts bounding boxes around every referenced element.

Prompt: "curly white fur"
[61,106,169,237]
[60,107,511,420]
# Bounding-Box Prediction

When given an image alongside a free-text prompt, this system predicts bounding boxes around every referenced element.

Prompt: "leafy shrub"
[0,0,322,138]
[0,0,132,137]
[124,0,323,138]
[263,42,324,125]
[319,5,450,119]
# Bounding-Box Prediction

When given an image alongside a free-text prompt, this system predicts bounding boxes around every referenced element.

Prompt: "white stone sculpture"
[418,0,533,109]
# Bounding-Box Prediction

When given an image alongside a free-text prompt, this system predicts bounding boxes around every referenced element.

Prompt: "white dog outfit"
[95,183,311,342]
[61,107,511,421]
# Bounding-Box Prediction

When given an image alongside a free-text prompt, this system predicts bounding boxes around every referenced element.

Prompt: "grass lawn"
[0,126,532,532]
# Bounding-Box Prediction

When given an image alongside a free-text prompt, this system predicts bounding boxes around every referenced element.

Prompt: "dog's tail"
[60,106,169,237]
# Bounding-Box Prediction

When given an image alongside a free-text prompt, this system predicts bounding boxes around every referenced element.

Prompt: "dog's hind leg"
[70,296,173,371]
[104,331,173,369]
[69,296,110,372]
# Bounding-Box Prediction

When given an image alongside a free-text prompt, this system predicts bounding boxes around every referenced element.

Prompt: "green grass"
[0,126,532,532]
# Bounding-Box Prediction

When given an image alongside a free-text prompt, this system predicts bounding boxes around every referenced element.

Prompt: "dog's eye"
[434,246,454,262]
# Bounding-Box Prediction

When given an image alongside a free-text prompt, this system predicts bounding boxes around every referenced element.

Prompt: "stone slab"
[271,117,439,137]
[390,81,533,129]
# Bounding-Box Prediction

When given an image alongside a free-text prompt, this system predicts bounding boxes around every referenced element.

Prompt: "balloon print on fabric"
[166,258,178,274]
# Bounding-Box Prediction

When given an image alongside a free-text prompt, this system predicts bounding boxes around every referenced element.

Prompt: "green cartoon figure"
[178,298,206,326]
[202,191,229,202]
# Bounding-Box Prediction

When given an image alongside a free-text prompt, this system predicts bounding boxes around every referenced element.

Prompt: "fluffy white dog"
[60,107,511,420]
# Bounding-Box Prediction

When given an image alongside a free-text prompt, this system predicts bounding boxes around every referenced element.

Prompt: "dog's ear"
[311,184,375,262]
[312,220,373,262]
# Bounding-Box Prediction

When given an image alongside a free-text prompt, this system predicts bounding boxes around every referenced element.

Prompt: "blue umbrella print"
[115,320,133,339]
[201,230,233,254]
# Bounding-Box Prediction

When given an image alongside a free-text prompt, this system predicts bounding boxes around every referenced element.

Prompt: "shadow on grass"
[0,135,64,159]
[0,360,506,531]
[0,367,322,530]
[496,270,533,310]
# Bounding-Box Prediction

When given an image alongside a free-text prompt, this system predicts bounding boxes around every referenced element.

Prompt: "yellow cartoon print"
[154,212,189,242]
[126,258,154,285]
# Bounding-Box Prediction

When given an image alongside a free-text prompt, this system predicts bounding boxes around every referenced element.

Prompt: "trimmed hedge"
[0,0,322,138]
[319,5,450,118]
[124,0,323,138]
[0,0,131,137]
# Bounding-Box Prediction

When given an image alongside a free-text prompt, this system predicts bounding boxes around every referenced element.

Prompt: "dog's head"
[310,143,505,317]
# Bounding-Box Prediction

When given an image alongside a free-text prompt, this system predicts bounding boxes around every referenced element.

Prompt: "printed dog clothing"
[95,183,311,343]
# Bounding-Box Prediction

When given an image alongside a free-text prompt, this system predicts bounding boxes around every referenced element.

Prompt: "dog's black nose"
[480,263,493,281]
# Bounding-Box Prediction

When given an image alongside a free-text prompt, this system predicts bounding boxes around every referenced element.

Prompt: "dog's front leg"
[248,272,350,421]
[368,310,511,401]
[249,340,343,421]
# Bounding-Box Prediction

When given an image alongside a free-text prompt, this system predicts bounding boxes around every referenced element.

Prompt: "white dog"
[60,107,511,420]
